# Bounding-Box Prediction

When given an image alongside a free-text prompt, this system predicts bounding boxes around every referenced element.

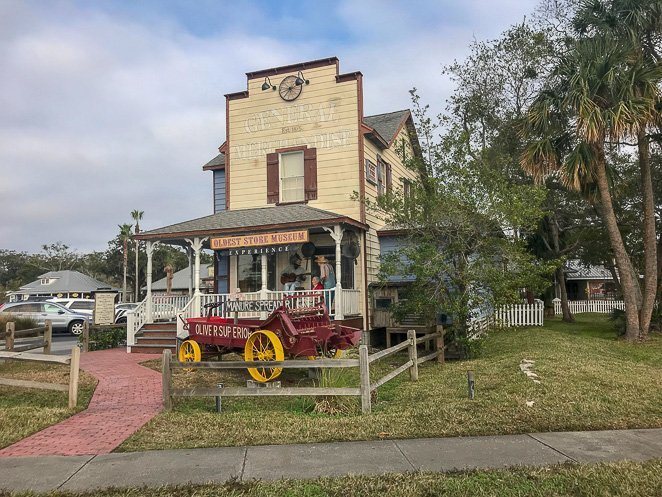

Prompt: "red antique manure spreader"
[178,295,361,383]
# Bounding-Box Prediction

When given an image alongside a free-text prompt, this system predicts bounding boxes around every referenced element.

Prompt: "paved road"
[46,334,79,355]
[0,428,660,492]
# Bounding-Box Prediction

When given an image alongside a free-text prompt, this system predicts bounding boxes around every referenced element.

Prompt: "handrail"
[126,298,147,351]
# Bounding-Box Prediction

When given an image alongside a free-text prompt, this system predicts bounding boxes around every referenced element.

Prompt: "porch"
[127,205,368,352]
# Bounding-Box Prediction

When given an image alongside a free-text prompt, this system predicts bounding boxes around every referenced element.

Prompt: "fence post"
[81,321,89,353]
[68,346,80,408]
[435,325,445,364]
[162,349,172,411]
[407,330,418,381]
[359,344,371,414]
[43,320,52,354]
[6,322,15,351]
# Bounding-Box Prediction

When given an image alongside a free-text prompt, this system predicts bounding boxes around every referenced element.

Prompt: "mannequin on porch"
[281,253,306,292]
[315,255,335,312]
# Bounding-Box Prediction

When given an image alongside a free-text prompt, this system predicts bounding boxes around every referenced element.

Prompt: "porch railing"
[341,288,362,316]
[152,295,190,321]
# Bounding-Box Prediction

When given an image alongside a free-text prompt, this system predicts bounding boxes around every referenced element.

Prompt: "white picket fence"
[553,298,625,315]
[469,300,544,336]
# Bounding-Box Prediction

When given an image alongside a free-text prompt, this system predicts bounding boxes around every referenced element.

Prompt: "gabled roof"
[364,110,410,146]
[147,264,211,291]
[16,270,117,294]
[202,153,225,171]
[564,260,613,280]
[136,204,368,240]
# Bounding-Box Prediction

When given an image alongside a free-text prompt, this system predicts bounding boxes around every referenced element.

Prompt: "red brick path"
[0,349,162,457]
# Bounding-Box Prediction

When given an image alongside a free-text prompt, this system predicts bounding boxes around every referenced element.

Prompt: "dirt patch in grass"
[2,460,661,497]
[0,360,97,449]
[120,315,662,451]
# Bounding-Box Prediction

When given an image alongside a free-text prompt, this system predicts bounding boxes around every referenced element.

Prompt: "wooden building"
[130,57,421,352]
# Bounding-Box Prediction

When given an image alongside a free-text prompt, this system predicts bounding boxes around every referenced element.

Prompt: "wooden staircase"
[131,321,177,354]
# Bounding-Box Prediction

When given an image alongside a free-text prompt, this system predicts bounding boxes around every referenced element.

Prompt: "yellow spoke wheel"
[244,330,284,383]
[178,339,202,363]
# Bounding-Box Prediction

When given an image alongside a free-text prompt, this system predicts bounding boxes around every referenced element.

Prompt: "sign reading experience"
[210,230,308,250]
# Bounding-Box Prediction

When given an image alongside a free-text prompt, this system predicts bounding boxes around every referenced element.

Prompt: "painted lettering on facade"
[232,130,353,160]
[243,102,338,133]
[211,230,308,250]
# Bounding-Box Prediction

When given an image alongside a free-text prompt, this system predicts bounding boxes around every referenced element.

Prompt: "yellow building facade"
[135,57,420,341]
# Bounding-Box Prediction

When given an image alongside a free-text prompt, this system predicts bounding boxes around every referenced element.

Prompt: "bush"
[0,314,38,331]
[80,325,126,351]
[609,309,626,337]
[445,326,485,359]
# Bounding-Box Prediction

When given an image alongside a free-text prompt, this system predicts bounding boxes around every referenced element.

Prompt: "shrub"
[609,309,626,337]
[0,314,38,331]
[81,326,126,351]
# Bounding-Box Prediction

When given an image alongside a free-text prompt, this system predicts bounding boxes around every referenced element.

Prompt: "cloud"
[0,0,537,253]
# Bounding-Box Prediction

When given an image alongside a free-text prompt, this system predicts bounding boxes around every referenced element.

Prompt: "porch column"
[187,247,193,298]
[186,237,208,318]
[145,240,160,323]
[260,253,268,319]
[324,225,344,320]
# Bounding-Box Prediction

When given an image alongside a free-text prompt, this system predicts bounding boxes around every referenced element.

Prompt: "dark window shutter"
[386,162,392,192]
[304,147,317,201]
[266,152,279,203]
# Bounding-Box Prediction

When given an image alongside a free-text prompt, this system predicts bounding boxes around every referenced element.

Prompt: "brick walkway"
[0,349,162,457]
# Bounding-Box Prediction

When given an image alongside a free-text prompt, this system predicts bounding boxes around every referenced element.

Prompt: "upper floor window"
[267,147,317,204]
[376,156,392,196]
[403,179,412,199]
[40,278,53,285]
[280,151,305,203]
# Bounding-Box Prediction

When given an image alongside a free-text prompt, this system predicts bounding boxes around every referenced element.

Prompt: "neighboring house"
[135,57,423,334]
[558,260,618,300]
[6,270,118,302]
[147,264,213,295]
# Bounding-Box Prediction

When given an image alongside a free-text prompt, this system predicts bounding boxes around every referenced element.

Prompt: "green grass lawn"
[3,461,661,497]
[0,360,97,449]
[119,314,662,451]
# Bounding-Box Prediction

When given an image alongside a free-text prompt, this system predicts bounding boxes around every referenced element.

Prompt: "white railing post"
[324,225,345,320]
[127,311,136,352]
[145,241,159,324]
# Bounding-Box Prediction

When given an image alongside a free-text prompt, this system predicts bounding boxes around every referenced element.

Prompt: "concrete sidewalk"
[1,428,660,493]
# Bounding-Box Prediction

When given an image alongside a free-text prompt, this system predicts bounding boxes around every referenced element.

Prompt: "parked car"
[0,301,91,335]
[48,298,95,317]
[114,303,138,324]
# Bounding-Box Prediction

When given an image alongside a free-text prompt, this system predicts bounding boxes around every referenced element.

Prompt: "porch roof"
[135,204,368,242]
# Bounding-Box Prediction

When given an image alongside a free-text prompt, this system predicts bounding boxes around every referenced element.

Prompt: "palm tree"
[521,32,660,340]
[572,0,662,337]
[118,223,133,303]
[131,210,144,302]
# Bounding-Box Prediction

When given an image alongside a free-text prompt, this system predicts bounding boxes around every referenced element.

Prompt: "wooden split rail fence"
[0,320,82,408]
[162,330,444,414]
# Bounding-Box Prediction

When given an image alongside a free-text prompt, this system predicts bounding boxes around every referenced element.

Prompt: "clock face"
[278,75,303,101]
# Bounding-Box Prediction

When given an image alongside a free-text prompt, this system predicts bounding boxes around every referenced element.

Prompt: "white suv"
[48,298,95,317]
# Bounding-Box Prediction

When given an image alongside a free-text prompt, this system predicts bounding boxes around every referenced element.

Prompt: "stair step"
[141,330,177,337]
[142,322,177,331]
[130,343,176,354]
[136,336,177,346]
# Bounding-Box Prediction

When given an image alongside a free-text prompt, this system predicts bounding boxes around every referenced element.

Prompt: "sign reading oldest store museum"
[210,230,308,250]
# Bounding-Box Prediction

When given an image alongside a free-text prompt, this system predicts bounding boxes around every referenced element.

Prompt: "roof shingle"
[364,110,410,145]
[138,204,365,239]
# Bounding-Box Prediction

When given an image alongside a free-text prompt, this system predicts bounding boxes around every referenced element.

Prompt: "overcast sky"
[0,0,537,253]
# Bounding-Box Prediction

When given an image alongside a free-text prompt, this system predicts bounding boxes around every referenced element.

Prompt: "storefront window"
[237,254,277,292]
